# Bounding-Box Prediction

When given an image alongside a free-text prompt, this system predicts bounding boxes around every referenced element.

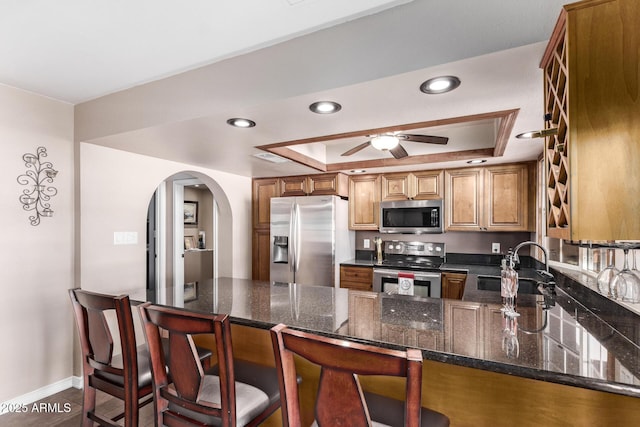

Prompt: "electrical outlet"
[363,238,370,249]
[492,243,500,254]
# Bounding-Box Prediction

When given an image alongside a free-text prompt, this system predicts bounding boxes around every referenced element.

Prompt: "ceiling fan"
[340,132,449,159]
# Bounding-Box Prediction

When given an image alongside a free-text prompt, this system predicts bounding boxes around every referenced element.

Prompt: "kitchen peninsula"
[176,267,640,426]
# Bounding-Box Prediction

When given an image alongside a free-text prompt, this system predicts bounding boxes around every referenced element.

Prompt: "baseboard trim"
[0,377,77,415]
[71,376,83,389]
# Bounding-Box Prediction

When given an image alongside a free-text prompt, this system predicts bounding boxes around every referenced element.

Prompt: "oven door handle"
[373,269,399,278]
[414,272,442,280]
[374,269,441,279]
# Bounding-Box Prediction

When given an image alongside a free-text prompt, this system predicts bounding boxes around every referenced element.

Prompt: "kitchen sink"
[476,275,541,295]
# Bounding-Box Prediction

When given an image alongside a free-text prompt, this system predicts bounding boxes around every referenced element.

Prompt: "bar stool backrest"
[270,323,424,427]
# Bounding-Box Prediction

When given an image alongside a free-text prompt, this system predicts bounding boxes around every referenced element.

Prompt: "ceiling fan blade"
[341,141,371,156]
[389,143,408,159]
[399,134,449,145]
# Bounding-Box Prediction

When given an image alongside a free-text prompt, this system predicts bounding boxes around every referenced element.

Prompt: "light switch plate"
[114,231,138,245]
[363,238,370,249]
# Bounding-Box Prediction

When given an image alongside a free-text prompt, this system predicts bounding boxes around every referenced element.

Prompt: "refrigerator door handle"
[289,202,296,274]
[294,202,302,274]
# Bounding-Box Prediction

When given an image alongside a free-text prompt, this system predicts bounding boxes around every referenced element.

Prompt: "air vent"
[253,152,290,163]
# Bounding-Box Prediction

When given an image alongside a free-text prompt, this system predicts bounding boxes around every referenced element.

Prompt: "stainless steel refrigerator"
[270,195,354,287]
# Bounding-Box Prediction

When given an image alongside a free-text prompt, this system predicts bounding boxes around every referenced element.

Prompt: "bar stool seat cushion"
[208,360,284,409]
[168,375,269,426]
[93,345,153,388]
[364,392,450,427]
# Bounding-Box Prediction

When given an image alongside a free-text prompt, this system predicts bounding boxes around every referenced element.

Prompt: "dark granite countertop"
[176,266,640,399]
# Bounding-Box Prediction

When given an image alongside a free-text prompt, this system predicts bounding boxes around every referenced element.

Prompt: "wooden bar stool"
[69,288,154,427]
[139,303,283,426]
[270,323,450,427]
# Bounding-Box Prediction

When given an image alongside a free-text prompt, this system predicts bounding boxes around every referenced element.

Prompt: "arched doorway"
[147,171,233,305]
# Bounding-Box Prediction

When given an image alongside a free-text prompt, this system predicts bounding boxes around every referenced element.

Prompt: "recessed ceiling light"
[227,118,256,128]
[420,76,461,94]
[467,159,487,164]
[309,101,342,114]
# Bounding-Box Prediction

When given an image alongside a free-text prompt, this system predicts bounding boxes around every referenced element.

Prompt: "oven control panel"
[383,241,445,257]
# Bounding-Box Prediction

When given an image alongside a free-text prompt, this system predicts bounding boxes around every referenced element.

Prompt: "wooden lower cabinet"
[445,300,542,363]
[441,272,466,299]
[251,229,271,281]
[347,290,380,341]
[484,304,541,365]
[444,300,484,357]
[340,265,373,291]
[380,323,444,351]
[230,324,640,427]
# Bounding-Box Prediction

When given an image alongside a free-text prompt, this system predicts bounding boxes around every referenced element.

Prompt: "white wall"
[79,143,252,300]
[0,84,74,403]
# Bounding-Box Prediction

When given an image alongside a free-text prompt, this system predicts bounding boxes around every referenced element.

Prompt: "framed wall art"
[184,201,198,224]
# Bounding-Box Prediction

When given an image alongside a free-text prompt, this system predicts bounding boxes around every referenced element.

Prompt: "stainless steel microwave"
[379,199,444,234]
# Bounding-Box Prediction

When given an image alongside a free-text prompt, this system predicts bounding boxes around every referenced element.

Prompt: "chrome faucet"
[510,241,556,294]
[509,241,557,335]
[511,241,549,273]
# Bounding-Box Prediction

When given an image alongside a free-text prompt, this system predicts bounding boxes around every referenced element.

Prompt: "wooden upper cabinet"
[485,164,529,231]
[280,173,348,198]
[445,164,532,232]
[542,1,640,240]
[279,175,307,197]
[381,170,443,201]
[413,170,444,199]
[252,178,279,229]
[308,173,348,197]
[445,168,483,231]
[349,174,381,230]
[381,172,411,201]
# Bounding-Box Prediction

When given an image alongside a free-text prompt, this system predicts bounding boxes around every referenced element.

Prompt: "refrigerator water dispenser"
[272,236,288,263]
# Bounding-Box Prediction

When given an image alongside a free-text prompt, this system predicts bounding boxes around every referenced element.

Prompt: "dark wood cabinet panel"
[442,272,466,300]
[340,265,373,291]
[252,229,271,281]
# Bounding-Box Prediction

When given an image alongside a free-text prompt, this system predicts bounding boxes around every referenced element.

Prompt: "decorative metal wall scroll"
[17,146,58,226]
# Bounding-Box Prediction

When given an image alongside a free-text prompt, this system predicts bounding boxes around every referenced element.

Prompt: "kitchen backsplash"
[354,230,533,255]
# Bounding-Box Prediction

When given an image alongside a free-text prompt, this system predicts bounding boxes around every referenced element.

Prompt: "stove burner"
[378,241,445,271]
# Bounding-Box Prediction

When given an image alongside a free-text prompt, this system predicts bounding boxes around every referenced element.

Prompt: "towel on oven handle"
[397,272,414,295]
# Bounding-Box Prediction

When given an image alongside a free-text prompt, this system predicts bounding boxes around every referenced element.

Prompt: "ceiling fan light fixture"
[227,118,256,128]
[420,76,461,94]
[309,101,342,114]
[371,135,399,151]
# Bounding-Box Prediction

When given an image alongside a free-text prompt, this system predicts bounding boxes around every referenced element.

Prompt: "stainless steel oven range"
[372,241,445,298]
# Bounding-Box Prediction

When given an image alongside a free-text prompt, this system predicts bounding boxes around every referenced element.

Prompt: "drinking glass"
[622,249,640,303]
[501,266,520,317]
[610,248,638,302]
[501,315,520,358]
[596,249,619,297]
